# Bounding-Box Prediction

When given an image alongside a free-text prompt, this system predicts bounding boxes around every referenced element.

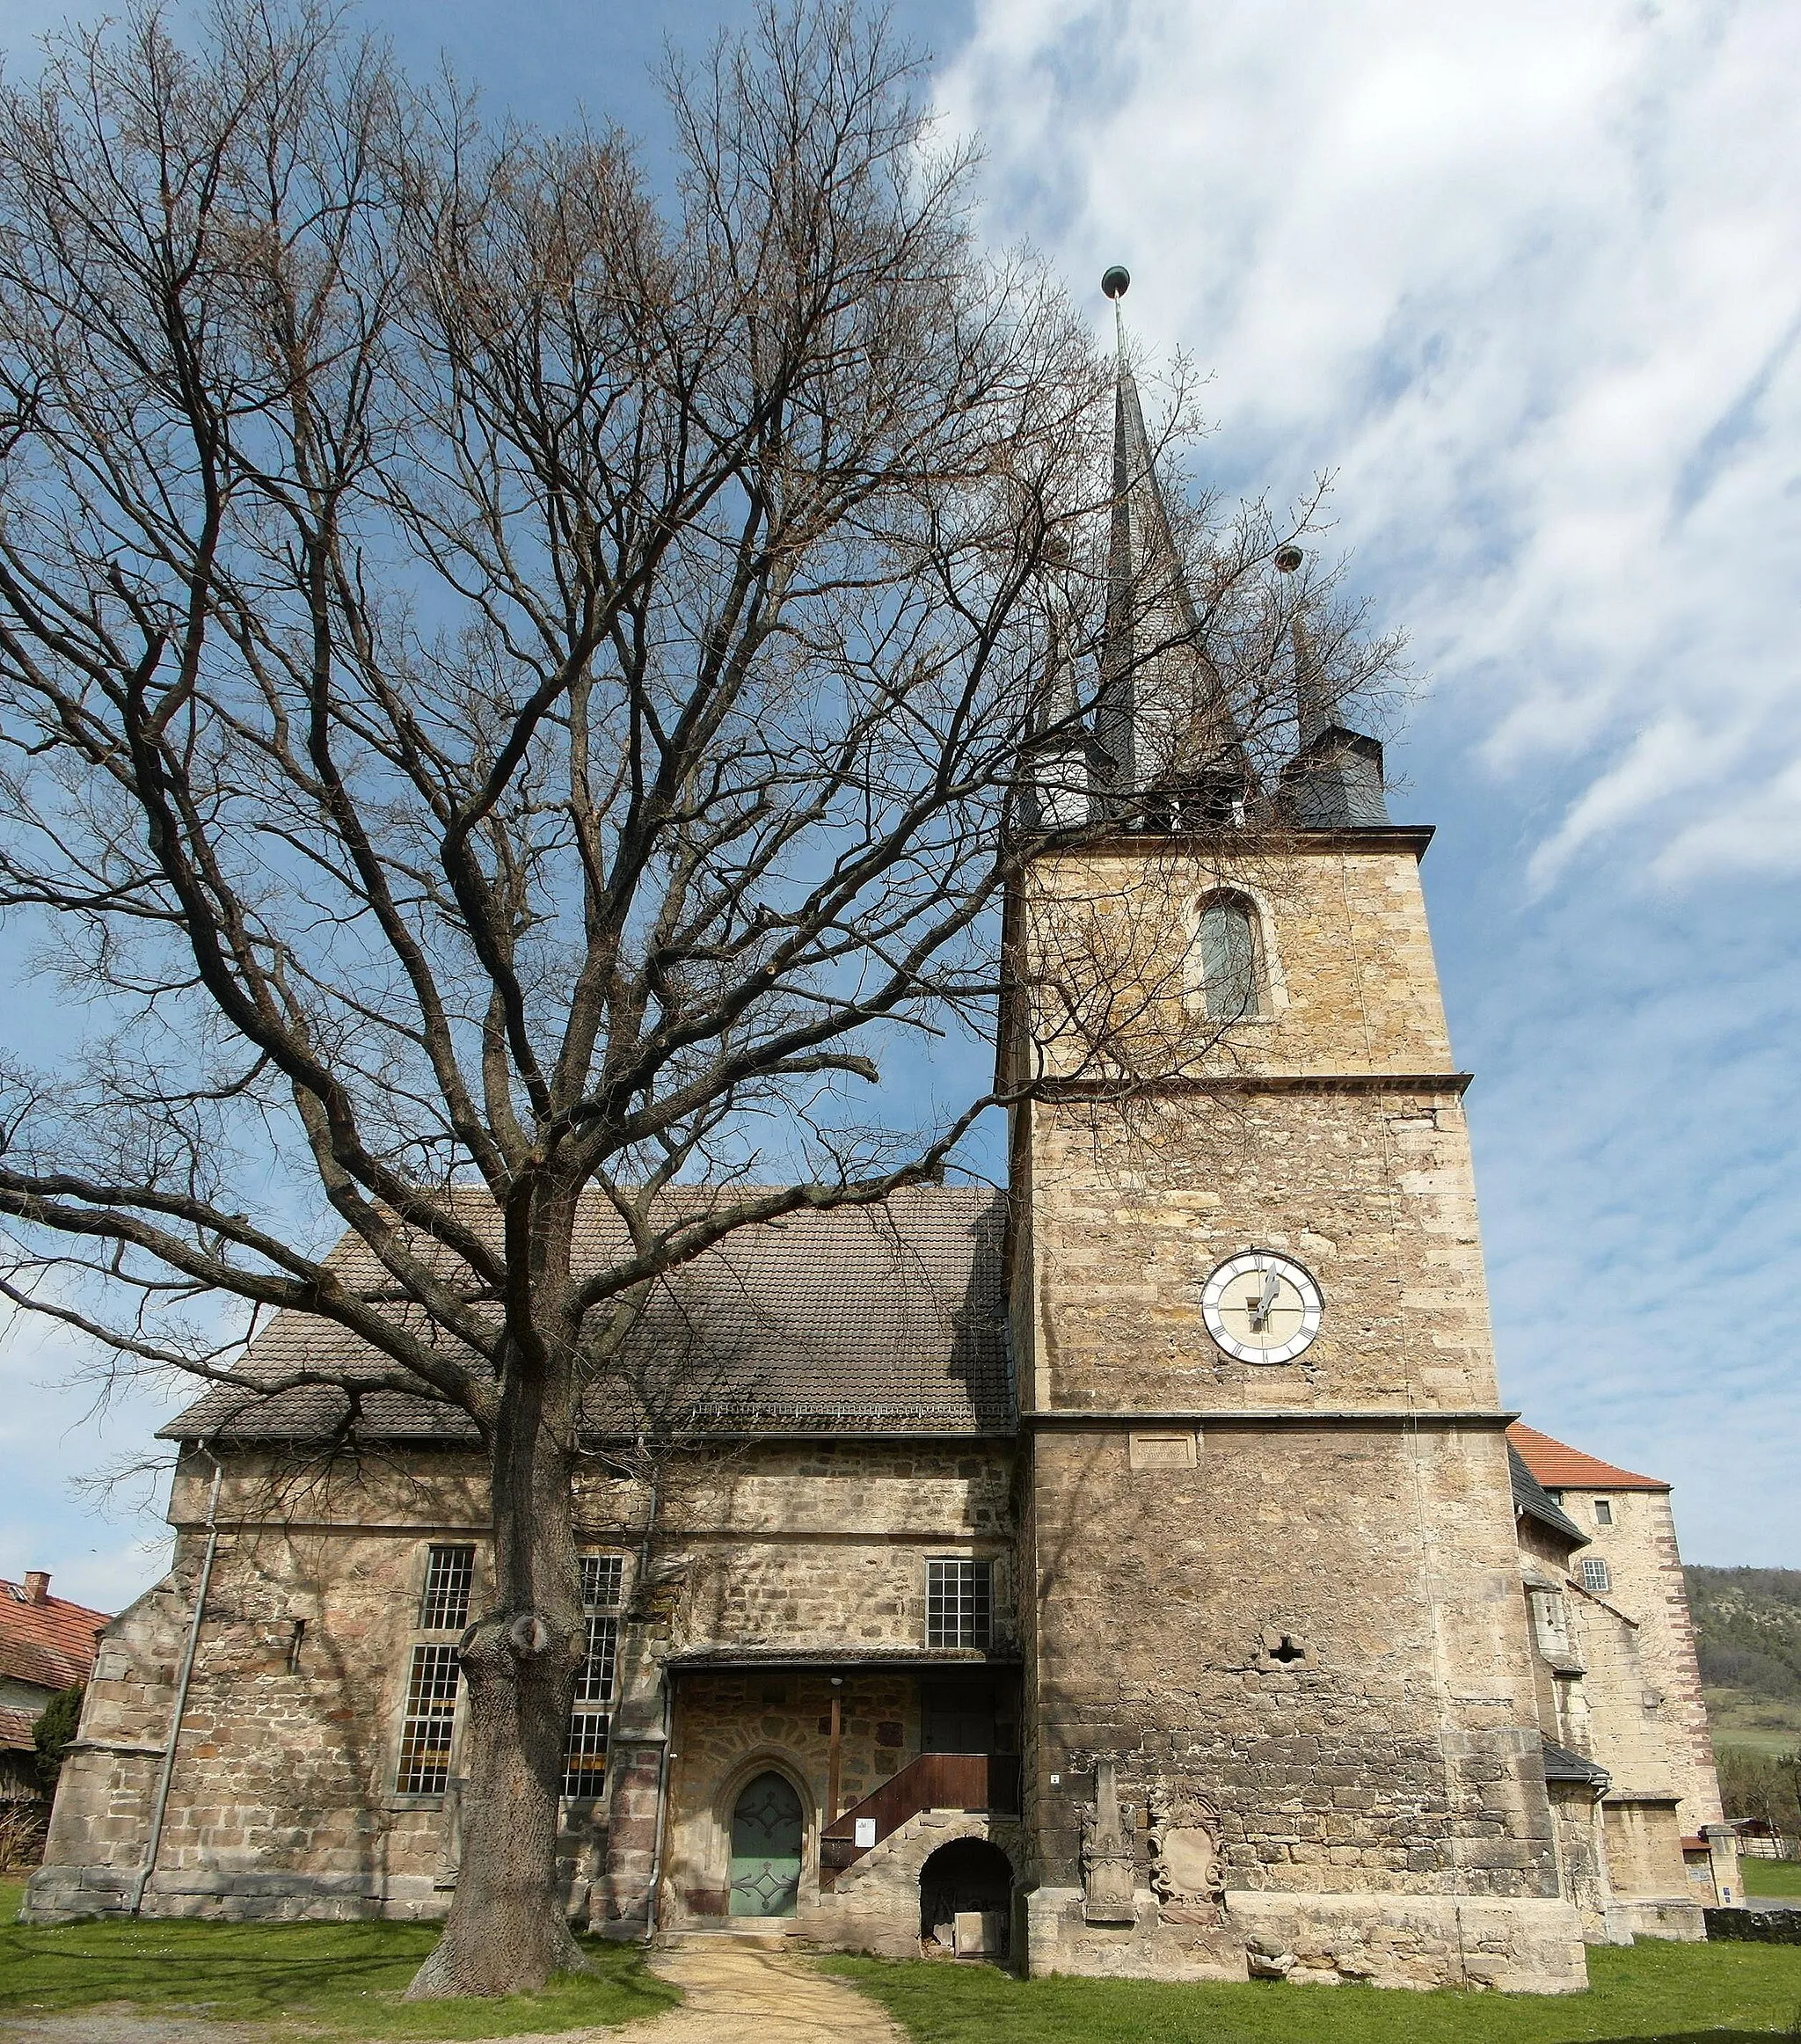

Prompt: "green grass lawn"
[1714,1730,1801,1759]
[1744,1858,1801,1898]
[0,1879,681,2040]
[823,1939,1801,2044]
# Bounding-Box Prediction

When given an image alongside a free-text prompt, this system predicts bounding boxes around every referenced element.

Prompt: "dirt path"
[0,1943,907,2044]
[613,1943,906,2044]
[0,2013,260,2044]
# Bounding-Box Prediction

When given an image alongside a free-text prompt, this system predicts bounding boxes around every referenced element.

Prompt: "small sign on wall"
[854,1817,877,1848]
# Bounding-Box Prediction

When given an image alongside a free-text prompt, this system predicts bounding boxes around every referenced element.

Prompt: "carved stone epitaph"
[1080,1756,1137,1924]
[1146,1785,1224,1924]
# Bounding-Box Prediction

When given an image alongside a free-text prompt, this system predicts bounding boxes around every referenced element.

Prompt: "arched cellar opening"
[919,1836,1013,1959]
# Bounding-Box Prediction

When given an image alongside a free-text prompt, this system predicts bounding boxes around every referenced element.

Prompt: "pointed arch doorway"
[728,1770,803,1916]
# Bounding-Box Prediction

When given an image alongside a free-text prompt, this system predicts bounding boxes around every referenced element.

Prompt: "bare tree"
[0,0,1398,1997]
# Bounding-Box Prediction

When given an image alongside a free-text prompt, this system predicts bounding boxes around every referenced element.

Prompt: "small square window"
[926,1559,993,1650]
[418,1545,475,1631]
[1579,1557,1611,1595]
[1593,1499,1613,1527]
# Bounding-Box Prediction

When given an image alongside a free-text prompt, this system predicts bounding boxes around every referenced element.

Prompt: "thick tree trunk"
[405,1368,587,1998]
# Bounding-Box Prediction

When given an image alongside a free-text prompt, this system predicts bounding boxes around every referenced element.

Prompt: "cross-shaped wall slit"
[1269,1635,1304,1665]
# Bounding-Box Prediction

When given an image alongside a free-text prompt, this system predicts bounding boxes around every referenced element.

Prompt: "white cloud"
[942,0,1801,880]
[0,1306,182,1615]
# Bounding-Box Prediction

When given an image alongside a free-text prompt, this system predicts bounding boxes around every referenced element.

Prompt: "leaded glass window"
[562,1553,623,1799]
[417,1544,475,1631]
[926,1559,993,1650]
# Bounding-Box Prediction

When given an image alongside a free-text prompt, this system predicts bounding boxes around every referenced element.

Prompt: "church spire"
[1273,545,1391,828]
[1022,543,1091,831]
[1095,266,1248,824]
[1275,543,1332,748]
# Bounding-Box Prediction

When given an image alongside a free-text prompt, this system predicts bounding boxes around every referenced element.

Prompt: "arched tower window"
[1197,894,1265,1022]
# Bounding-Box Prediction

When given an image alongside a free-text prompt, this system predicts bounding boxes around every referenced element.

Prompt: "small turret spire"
[1274,544,1331,747]
[1273,544,1391,828]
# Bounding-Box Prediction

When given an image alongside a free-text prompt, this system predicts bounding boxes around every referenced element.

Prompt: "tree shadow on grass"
[0,1918,678,2037]
[0,1917,428,2018]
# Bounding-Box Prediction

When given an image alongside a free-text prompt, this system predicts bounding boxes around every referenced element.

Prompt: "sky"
[2,0,1798,1609]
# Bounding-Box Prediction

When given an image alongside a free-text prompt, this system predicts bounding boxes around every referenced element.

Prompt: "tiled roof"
[164,1186,1012,1444]
[0,1705,38,1756]
[1508,1444,1588,1549]
[1509,1423,1668,1493]
[0,1581,107,1694]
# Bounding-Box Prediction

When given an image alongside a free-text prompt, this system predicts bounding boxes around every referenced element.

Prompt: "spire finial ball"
[1100,265,1131,301]
[1273,544,1303,573]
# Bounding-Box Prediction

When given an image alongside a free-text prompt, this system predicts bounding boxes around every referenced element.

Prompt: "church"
[26,281,1737,1989]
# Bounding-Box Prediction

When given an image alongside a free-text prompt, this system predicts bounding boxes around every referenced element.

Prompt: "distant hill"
[1686,1566,1801,1756]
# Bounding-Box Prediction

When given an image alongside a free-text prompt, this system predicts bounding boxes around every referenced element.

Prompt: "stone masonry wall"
[1560,1488,1724,1834]
[1013,836,1583,1988]
[32,1449,489,1921]
[32,1435,1020,1930]
[1017,843,1456,1083]
[1028,1419,1560,1902]
[1027,1087,1496,1414]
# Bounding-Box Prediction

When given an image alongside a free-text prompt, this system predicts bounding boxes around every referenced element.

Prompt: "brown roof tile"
[165,1186,1012,1444]
[0,1581,108,1695]
[0,1705,39,1754]
[1508,1423,1668,1493]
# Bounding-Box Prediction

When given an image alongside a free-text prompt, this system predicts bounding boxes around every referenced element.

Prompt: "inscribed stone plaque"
[1128,1431,1197,1470]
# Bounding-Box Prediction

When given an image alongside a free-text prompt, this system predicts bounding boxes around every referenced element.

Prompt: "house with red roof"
[0,1573,109,1803]
[1506,1424,1737,1935]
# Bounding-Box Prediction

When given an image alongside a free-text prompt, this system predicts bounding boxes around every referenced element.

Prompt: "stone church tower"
[1002,273,1586,1986]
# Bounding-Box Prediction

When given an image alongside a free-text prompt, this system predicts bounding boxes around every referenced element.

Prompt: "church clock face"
[1201,1251,1323,1366]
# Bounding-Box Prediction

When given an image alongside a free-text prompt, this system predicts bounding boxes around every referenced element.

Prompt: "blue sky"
[3,0,1798,1610]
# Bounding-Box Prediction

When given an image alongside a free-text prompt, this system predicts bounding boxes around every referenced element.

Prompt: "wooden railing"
[820,1751,1019,1873]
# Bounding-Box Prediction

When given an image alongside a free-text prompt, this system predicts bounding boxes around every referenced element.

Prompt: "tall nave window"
[394,1543,477,1795]
[562,1554,623,1799]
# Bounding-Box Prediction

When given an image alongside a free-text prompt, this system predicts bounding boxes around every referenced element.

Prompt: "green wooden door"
[728,1770,803,1916]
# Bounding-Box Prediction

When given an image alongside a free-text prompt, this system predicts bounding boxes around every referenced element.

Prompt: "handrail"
[821,1750,1018,1872]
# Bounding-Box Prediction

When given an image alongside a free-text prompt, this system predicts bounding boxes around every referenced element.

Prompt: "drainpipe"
[641,1665,673,1944]
[131,1447,222,1916]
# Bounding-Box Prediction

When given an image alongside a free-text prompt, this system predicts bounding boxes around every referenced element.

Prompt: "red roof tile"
[0,1705,37,1755]
[0,1579,108,1695]
[1508,1423,1668,1493]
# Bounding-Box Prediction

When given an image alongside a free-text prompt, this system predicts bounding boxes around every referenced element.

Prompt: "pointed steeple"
[1273,545,1390,828]
[1023,556,1091,831]
[1277,544,1333,749]
[1094,266,1248,827]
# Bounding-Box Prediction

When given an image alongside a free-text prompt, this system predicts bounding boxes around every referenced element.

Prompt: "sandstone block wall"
[30,1449,495,1922]
[1026,1420,1558,1901]
[1564,1488,1723,1834]
[1024,1088,1496,1414]
[1016,843,1456,1084]
[1010,837,1586,1989]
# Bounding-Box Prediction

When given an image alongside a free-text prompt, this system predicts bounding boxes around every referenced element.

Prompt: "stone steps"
[659,1921,806,1951]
